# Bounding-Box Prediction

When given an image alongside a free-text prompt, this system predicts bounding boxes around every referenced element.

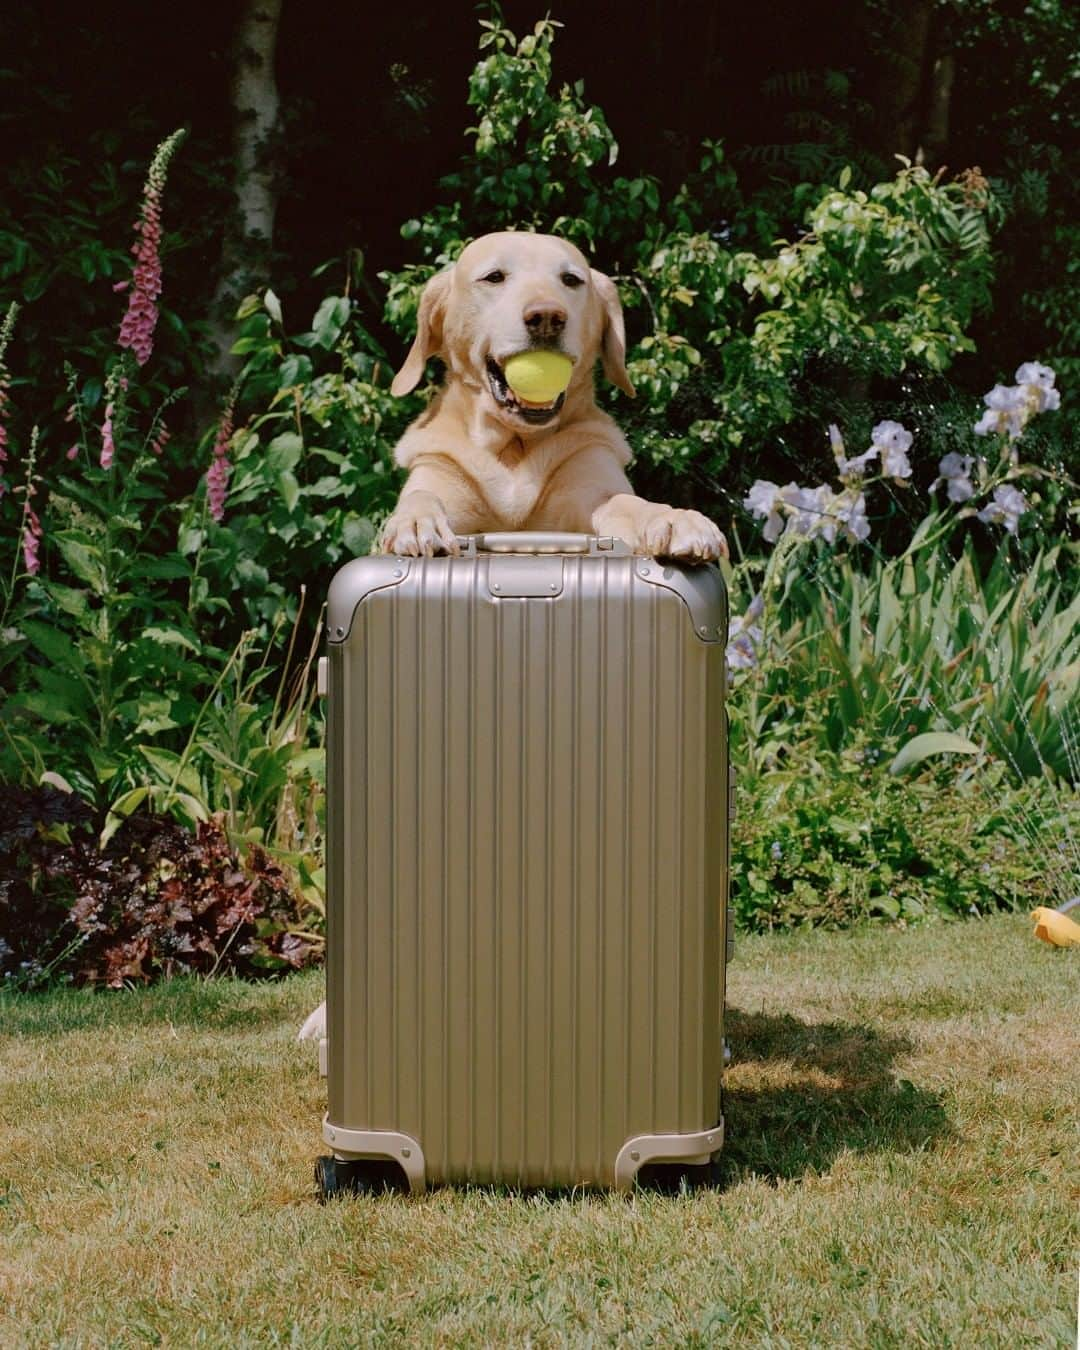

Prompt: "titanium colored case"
[317,532,730,1192]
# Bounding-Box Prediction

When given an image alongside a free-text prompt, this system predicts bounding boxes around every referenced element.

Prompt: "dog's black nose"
[524,304,567,340]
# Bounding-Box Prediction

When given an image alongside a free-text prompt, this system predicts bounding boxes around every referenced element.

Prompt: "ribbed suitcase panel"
[328,553,726,1187]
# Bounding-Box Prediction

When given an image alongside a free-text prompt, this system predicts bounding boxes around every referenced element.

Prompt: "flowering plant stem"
[2,427,40,634]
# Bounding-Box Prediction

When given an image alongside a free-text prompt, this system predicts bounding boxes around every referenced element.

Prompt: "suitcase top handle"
[457,532,632,557]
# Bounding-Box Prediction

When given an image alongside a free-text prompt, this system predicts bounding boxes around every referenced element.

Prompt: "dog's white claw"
[298,1001,326,1042]
[381,510,457,558]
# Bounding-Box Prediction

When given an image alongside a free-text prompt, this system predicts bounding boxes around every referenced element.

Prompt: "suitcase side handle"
[457,532,632,557]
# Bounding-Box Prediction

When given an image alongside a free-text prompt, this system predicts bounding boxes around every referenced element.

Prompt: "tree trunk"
[860,1,955,172]
[866,0,936,164]
[916,48,955,169]
[207,0,283,384]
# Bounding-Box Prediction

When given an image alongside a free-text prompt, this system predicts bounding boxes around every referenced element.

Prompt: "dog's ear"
[590,269,635,398]
[391,267,453,396]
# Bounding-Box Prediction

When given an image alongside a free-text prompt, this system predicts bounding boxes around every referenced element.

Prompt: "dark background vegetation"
[3,0,1076,410]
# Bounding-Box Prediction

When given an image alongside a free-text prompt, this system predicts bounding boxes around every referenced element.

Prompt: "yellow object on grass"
[504,351,573,403]
[1030,906,1080,947]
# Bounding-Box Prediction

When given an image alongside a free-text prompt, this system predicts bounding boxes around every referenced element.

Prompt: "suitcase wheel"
[314,1154,410,1201]
[636,1154,724,1193]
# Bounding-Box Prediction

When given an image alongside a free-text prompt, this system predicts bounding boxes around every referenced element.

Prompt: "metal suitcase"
[316,531,730,1194]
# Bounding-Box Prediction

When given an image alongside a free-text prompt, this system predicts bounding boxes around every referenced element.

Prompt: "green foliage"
[0,150,324,884]
[0,128,207,477]
[377,16,998,494]
[730,539,1079,784]
[732,756,1067,930]
[192,286,408,635]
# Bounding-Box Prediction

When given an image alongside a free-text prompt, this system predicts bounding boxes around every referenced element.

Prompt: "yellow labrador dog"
[298,231,725,1043]
[379,231,727,560]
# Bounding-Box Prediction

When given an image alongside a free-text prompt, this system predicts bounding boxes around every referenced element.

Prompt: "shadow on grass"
[716,1007,951,1184]
[313,1007,951,1203]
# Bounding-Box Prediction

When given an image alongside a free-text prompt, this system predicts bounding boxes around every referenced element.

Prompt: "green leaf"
[263,288,283,325]
[343,516,376,555]
[138,745,203,799]
[279,354,313,388]
[43,581,90,619]
[54,532,106,593]
[277,469,300,514]
[20,619,85,672]
[311,295,350,349]
[133,695,180,736]
[889,732,981,775]
[9,690,79,725]
[266,432,303,473]
[288,748,326,783]
[100,787,150,848]
[142,626,200,653]
[129,557,192,580]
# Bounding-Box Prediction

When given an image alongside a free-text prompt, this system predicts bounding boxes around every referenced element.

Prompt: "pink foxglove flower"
[23,503,42,576]
[116,130,185,367]
[100,402,116,470]
[206,394,236,523]
[66,444,79,461]
[151,422,170,456]
[0,302,17,498]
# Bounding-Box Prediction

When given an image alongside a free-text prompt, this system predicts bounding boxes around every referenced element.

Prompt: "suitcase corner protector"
[634,560,727,642]
[321,1117,427,1193]
[327,556,412,642]
[613,1121,725,1190]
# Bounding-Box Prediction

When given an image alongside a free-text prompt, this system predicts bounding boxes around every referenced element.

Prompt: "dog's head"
[390,231,635,431]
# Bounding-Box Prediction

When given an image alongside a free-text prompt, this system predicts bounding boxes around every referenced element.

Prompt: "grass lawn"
[1,913,1076,1347]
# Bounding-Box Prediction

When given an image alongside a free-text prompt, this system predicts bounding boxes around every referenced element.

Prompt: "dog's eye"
[561,272,585,288]
[481,270,506,284]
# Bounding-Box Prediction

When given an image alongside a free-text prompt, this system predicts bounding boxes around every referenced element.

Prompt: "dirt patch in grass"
[1,914,1077,1347]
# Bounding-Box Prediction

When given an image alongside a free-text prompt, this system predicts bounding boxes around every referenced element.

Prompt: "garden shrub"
[0,785,317,990]
[732,755,1071,930]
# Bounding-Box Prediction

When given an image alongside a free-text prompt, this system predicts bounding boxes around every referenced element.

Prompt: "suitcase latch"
[487,555,564,599]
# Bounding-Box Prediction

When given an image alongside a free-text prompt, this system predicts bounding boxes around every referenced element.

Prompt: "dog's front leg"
[381,489,460,557]
[592,492,728,563]
[379,458,484,557]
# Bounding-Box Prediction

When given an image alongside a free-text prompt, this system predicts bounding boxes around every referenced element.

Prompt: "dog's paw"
[643,508,728,563]
[380,498,459,557]
[298,1001,326,1042]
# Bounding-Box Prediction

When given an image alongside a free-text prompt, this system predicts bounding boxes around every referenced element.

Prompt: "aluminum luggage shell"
[321,533,729,1190]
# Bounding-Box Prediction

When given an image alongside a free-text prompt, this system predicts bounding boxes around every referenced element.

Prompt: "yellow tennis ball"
[503,351,573,402]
